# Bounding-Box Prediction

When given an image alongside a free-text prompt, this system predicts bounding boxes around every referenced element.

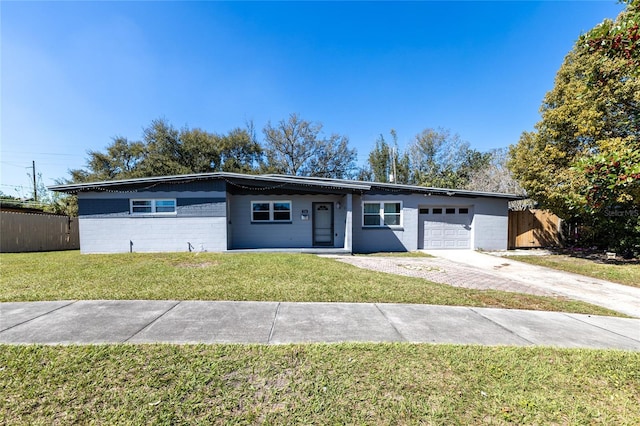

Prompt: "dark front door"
[313,202,334,246]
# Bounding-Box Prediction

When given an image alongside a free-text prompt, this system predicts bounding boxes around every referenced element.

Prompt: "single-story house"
[49,173,521,254]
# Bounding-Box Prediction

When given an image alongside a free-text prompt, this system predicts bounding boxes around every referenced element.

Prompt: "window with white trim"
[130,199,176,214]
[362,201,402,227]
[251,201,292,222]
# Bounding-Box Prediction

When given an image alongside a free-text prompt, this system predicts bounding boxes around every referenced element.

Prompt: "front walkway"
[324,251,640,318]
[1,300,639,349]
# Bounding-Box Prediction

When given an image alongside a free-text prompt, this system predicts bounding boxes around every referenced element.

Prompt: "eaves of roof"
[263,174,524,200]
[47,172,371,193]
[49,172,523,200]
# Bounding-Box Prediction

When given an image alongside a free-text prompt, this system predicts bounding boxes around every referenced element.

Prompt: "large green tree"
[262,113,357,178]
[360,128,490,188]
[509,0,639,253]
[69,119,263,183]
[465,148,525,195]
[409,128,490,189]
[362,130,411,184]
[69,137,145,183]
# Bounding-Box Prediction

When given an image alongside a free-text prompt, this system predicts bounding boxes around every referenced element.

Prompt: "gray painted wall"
[471,198,509,251]
[77,188,227,253]
[352,193,509,252]
[352,193,418,253]
[228,194,347,249]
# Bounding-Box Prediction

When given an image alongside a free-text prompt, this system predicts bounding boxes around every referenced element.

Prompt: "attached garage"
[419,206,472,249]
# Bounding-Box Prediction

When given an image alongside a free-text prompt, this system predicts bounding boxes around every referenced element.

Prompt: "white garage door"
[419,207,472,249]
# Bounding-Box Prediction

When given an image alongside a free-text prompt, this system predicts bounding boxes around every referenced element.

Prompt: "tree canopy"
[508,0,640,254]
[360,130,411,184]
[465,148,525,195]
[408,128,491,189]
[71,115,358,184]
[360,128,491,189]
[262,113,357,178]
[69,118,263,183]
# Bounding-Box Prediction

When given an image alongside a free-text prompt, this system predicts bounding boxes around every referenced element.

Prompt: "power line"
[5,161,83,167]
[0,183,31,188]
[32,161,37,202]
[0,150,85,157]
[0,161,31,168]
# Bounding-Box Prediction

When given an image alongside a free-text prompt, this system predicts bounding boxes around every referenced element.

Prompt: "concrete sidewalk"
[1,300,639,350]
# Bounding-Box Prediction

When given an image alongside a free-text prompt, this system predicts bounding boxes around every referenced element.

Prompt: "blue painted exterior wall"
[78,197,226,218]
[352,193,510,252]
[76,181,228,253]
[352,193,418,253]
[470,198,509,250]
[228,194,347,249]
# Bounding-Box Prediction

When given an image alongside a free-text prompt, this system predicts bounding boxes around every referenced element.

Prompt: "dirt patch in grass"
[174,261,220,269]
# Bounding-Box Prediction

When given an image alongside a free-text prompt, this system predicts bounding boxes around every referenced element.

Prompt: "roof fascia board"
[48,172,522,200]
[264,174,523,200]
[367,182,523,200]
[48,172,371,193]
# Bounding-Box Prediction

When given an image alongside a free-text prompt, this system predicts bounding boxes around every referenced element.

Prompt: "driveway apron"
[324,251,640,318]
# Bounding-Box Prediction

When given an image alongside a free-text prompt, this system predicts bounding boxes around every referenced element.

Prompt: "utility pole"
[392,147,397,184]
[32,160,37,202]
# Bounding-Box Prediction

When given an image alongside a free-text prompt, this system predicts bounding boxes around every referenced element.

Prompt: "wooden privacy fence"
[508,209,562,249]
[0,211,79,253]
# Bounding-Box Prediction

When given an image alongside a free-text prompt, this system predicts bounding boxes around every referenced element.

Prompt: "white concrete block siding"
[79,217,227,253]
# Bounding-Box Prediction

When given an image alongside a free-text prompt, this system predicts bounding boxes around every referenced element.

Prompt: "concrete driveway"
[326,250,640,318]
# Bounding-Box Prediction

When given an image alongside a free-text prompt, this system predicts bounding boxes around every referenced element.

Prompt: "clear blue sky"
[1,1,625,196]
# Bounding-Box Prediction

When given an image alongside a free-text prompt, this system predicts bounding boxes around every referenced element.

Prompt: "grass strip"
[1,343,638,425]
[0,251,622,316]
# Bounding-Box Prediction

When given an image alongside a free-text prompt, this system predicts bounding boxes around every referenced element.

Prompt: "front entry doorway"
[313,202,334,246]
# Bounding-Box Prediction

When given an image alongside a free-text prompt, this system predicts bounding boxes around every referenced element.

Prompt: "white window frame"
[130,199,177,215]
[251,200,292,223]
[362,201,403,227]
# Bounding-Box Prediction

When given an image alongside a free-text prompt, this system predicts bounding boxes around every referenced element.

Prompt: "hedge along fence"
[0,211,79,253]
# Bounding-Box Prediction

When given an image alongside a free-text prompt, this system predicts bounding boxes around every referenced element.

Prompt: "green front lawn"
[2,344,638,425]
[0,251,622,316]
[511,255,640,288]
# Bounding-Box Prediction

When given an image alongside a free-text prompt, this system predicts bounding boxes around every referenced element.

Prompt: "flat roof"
[263,174,523,199]
[49,172,523,200]
[48,172,371,193]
